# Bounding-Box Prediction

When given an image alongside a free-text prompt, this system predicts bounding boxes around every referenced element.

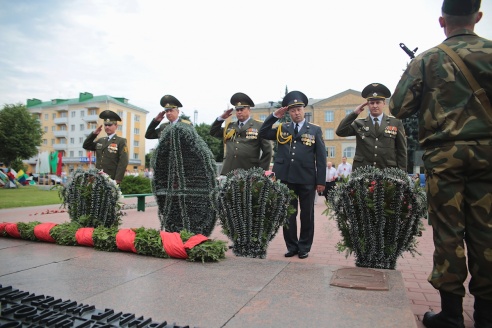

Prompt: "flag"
[56,152,63,176]
[16,169,27,184]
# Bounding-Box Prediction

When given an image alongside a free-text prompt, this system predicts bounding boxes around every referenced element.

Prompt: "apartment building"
[247,89,393,167]
[24,92,149,174]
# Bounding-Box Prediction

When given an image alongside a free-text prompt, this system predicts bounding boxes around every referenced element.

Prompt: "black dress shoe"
[284,250,298,257]
[298,252,309,259]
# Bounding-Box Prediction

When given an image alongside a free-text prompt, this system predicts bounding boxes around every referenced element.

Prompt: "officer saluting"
[336,83,407,172]
[259,91,326,259]
[83,110,129,183]
[210,92,272,175]
[145,94,192,140]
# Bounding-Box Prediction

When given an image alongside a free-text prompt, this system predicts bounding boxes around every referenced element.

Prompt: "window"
[305,112,312,123]
[51,139,55,145]
[343,146,355,158]
[89,123,97,130]
[79,151,83,157]
[59,138,66,144]
[134,128,140,134]
[71,111,76,117]
[324,129,334,140]
[133,153,139,159]
[118,111,124,119]
[134,115,140,122]
[44,114,48,120]
[80,124,84,131]
[134,140,139,147]
[44,126,48,132]
[117,125,122,131]
[60,125,67,131]
[60,112,67,118]
[79,137,83,143]
[71,125,75,131]
[325,111,334,122]
[345,109,353,116]
[52,126,55,131]
[260,114,267,121]
[69,151,74,157]
[52,113,56,119]
[80,111,84,117]
[326,146,335,158]
[43,139,47,145]
[89,109,97,115]
[70,138,75,144]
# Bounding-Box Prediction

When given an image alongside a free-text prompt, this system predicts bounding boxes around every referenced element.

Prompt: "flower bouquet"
[325,166,426,269]
[214,167,295,259]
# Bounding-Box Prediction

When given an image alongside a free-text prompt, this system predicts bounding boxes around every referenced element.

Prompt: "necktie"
[294,123,299,136]
[374,118,379,133]
[239,122,244,128]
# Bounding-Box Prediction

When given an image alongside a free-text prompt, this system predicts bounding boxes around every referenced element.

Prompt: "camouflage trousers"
[423,144,492,300]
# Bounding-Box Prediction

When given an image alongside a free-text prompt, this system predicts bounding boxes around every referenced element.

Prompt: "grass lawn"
[0,186,62,209]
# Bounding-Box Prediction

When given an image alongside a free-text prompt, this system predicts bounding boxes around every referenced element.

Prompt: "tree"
[195,122,224,162]
[0,104,43,168]
[402,115,419,174]
[145,150,155,169]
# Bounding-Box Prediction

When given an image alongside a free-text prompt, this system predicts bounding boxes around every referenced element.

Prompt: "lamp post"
[194,110,198,125]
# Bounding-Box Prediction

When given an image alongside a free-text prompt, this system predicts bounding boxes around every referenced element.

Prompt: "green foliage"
[187,239,227,263]
[215,167,294,258]
[17,221,41,241]
[325,166,426,269]
[119,175,152,194]
[0,103,43,167]
[145,150,154,169]
[152,123,218,236]
[92,226,119,251]
[195,122,224,163]
[133,227,168,258]
[50,222,81,246]
[59,169,122,228]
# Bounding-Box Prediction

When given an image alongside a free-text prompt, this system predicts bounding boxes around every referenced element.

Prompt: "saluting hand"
[354,102,368,115]
[220,108,233,120]
[274,106,289,118]
[94,125,103,135]
[155,111,166,122]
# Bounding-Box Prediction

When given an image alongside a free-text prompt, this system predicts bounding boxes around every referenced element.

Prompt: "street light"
[194,110,198,125]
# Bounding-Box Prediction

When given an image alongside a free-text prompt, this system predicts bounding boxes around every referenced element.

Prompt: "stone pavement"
[0,197,475,327]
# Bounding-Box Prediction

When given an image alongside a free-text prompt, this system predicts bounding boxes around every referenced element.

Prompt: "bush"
[119,175,152,194]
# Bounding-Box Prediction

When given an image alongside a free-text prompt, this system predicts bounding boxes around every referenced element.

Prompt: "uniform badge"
[108,143,118,153]
[246,128,258,139]
[384,126,398,135]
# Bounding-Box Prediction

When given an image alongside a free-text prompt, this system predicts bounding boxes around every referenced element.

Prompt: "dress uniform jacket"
[336,112,407,172]
[145,118,192,139]
[83,134,129,181]
[210,118,272,175]
[259,114,326,186]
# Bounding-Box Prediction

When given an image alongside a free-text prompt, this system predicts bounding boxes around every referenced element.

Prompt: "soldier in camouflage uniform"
[210,92,272,175]
[389,0,492,326]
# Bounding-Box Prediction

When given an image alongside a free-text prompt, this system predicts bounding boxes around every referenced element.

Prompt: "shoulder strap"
[437,43,491,110]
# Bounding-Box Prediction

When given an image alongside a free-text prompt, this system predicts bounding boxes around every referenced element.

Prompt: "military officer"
[336,83,407,172]
[390,0,492,326]
[145,94,192,139]
[210,92,273,175]
[83,110,129,183]
[259,91,326,259]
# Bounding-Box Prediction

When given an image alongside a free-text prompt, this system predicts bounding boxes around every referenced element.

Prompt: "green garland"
[152,123,218,236]
[58,169,123,228]
[325,166,426,269]
[214,168,295,259]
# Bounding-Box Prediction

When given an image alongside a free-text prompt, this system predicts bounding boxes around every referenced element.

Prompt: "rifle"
[399,43,418,59]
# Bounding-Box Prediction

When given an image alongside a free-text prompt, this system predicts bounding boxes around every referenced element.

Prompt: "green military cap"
[99,110,122,124]
[442,0,481,16]
[160,95,182,112]
[361,83,391,100]
[230,92,255,109]
[282,91,308,108]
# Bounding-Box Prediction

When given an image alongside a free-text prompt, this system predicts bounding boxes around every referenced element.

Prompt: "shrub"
[119,175,152,194]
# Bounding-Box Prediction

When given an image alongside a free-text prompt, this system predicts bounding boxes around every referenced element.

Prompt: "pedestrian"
[82,110,129,184]
[210,92,273,175]
[145,95,192,139]
[336,83,407,172]
[336,156,352,180]
[389,0,491,326]
[324,161,338,200]
[259,90,326,259]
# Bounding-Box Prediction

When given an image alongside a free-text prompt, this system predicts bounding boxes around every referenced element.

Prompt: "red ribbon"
[33,223,57,243]
[0,222,8,235]
[75,227,94,247]
[160,231,208,259]
[4,223,21,238]
[116,229,137,253]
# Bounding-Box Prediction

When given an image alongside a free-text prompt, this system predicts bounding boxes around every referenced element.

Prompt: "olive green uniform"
[210,118,272,175]
[389,29,492,300]
[83,133,129,182]
[336,112,407,172]
[145,118,192,140]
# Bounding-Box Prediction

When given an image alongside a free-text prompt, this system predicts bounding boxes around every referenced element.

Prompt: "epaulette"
[387,115,396,118]
[308,122,320,127]
[181,119,192,125]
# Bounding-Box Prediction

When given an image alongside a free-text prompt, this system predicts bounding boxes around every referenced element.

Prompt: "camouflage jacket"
[389,29,492,148]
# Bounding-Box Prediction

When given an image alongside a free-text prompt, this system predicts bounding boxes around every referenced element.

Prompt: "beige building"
[24,92,149,175]
[247,89,392,167]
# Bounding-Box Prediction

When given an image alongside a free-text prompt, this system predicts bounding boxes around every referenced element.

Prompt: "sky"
[1,0,491,152]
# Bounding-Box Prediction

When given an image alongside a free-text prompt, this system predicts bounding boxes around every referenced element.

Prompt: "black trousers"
[323,181,336,199]
[283,182,316,253]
